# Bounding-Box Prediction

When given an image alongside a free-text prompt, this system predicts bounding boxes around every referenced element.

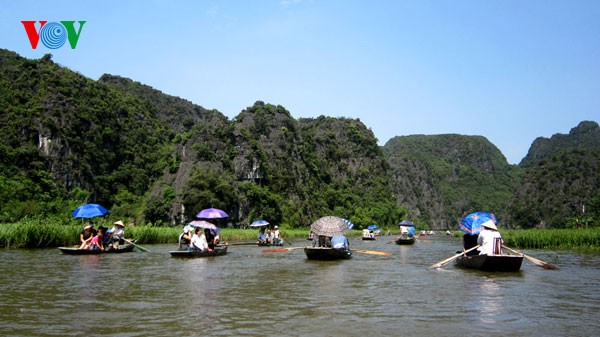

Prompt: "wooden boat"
[455,254,523,272]
[170,246,228,258]
[395,236,416,245]
[304,247,352,260]
[361,236,376,241]
[58,243,135,255]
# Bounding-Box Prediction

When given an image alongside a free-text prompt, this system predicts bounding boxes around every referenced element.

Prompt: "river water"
[1,235,598,337]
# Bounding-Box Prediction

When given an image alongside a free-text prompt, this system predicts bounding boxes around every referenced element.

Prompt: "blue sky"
[1,0,599,164]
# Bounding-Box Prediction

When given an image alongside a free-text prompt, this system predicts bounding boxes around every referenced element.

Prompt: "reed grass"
[5,218,594,250]
[502,228,600,250]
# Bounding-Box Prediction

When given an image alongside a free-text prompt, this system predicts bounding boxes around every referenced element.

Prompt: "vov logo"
[21,21,86,49]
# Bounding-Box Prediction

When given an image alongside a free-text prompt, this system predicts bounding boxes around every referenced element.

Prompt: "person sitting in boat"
[179,225,193,250]
[462,233,479,256]
[110,220,126,247]
[477,220,503,255]
[257,227,267,244]
[331,235,349,250]
[204,228,216,250]
[400,225,409,238]
[81,226,106,251]
[314,235,332,248]
[79,223,97,247]
[265,228,273,245]
[362,229,370,238]
[190,227,213,252]
[272,226,281,246]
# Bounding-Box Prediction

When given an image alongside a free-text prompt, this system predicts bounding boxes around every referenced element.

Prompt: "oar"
[430,245,480,269]
[262,246,305,253]
[227,241,260,246]
[386,237,399,244]
[124,239,149,252]
[352,249,392,256]
[502,245,559,270]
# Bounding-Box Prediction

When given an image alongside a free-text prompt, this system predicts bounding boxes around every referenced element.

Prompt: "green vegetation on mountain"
[383,134,523,228]
[1,49,598,230]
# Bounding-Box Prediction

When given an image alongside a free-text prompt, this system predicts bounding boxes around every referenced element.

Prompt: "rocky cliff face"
[383,134,520,228]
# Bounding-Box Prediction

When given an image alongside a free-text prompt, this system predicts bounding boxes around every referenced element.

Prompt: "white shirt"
[477,229,503,255]
[111,226,124,239]
[191,233,209,251]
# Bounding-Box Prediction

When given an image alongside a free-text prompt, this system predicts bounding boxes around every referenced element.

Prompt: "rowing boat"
[58,243,135,255]
[170,246,228,258]
[395,236,416,245]
[304,247,352,260]
[455,254,523,272]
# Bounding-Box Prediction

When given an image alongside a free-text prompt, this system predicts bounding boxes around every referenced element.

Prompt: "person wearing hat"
[110,220,126,247]
[477,220,503,255]
[272,225,281,246]
[79,221,97,247]
[179,225,193,251]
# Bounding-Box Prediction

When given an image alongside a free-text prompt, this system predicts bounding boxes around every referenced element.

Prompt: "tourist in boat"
[190,227,212,252]
[257,227,267,244]
[81,226,106,251]
[204,228,216,250]
[331,235,349,250]
[110,220,126,246]
[79,223,97,248]
[272,226,281,246]
[462,233,479,256]
[179,225,193,250]
[477,221,503,255]
[314,235,332,247]
[265,228,273,245]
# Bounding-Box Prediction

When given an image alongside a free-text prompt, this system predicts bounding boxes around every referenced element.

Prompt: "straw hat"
[481,219,498,231]
[113,220,124,227]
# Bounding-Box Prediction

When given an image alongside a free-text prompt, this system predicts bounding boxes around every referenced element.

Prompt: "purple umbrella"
[195,208,229,219]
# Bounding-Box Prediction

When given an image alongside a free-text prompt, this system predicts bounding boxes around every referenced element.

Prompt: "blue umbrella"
[196,208,229,219]
[250,219,269,227]
[367,224,378,230]
[71,203,108,218]
[342,218,354,230]
[459,212,497,235]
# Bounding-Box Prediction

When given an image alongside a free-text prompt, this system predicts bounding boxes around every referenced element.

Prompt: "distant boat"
[304,247,352,260]
[170,246,228,258]
[455,254,523,272]
[58,243,135,255]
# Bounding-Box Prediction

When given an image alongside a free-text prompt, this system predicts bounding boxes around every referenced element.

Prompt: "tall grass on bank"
[502,228,600,250]
[0,219,364,248]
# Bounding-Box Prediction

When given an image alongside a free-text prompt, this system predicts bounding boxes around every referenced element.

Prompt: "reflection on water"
[477,278,502,324]
[1,237,600,336]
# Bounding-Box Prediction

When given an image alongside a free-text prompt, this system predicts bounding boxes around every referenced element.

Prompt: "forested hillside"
[1,49,598,229]
[383,134,522,228]
[0,49,402,227]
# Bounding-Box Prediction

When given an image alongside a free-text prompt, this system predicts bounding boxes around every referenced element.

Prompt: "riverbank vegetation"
[1,217,599,249]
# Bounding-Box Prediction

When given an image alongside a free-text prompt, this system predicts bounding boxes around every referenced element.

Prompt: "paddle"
[227,241,260,246]
[262,246,305,253]
[124,238,149,252]
[352,249,392,256]
[430,245,480,269]
[502,245,559,270]
[386,237,398,244]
